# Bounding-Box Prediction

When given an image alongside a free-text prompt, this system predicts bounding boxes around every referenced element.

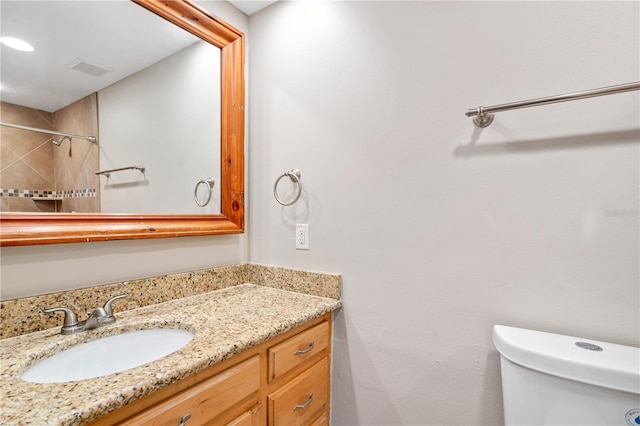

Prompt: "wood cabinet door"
[225,404,264,426]
[308,411,329,426]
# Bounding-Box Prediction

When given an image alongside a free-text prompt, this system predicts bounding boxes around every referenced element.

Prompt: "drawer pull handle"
[294,341,315,355]
[293,393,314,411]
[178,413,192,425]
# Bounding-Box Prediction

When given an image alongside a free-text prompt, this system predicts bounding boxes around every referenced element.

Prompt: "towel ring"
[194,177,215,207]
[274,169,302,206]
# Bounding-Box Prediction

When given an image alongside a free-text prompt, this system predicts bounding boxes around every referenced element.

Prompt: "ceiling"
[0,1,199,113]
[227,1,277,16]
[0,1,276,114]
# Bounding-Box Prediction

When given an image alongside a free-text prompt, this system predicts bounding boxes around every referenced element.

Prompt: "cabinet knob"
[294,341,315,356]
[293,393,314,411]
[178,413,191,425]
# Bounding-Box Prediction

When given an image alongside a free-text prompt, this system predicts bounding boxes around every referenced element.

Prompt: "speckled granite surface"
[248,263,341,300]
[0,284,342,425]
[1,264,341,339]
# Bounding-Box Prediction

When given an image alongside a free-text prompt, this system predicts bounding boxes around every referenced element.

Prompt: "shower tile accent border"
[0,188,96,199]
[0,263,341,339]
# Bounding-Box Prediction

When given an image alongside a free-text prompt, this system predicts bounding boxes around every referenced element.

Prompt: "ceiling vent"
[66,58,112,77]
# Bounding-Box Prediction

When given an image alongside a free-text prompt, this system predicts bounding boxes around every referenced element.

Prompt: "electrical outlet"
[296,224,309,250]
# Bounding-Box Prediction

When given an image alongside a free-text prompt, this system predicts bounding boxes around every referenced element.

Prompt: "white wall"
[248,2,639,425]
[0,0,249,300]
[2,1,638,423]
[99,41,221,214]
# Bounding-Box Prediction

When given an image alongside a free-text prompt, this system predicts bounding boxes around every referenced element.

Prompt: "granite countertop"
[0,284,342,425]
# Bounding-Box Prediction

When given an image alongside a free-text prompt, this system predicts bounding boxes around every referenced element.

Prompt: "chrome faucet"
[44,294,128,335]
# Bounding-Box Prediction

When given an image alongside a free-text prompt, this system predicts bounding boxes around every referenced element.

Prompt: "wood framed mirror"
[0,0,244,246]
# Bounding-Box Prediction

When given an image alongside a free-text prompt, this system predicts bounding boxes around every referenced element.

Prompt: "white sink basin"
[21,328,194,383]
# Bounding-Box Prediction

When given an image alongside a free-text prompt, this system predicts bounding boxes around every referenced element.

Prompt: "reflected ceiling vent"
[66,58,112,77]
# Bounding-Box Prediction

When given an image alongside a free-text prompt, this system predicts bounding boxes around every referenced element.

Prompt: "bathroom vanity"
[92,315,331,425]
[0,284,341,425]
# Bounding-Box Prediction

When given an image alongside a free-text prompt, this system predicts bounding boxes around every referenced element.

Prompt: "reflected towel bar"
[465,81,640,127]
[95,166,145,179]
[0,122,98,143]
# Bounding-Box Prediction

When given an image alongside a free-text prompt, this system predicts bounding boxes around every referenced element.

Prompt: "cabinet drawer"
[268,321,329,381]
[122,355,260,425]
[268,357,329,425]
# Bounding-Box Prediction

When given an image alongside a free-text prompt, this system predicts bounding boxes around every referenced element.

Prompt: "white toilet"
[493,325,640,425]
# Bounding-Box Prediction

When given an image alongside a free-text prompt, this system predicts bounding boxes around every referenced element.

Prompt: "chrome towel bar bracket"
[274,169,302,206]
[465,81,640,127]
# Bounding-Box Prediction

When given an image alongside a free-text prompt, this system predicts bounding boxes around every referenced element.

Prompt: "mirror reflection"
[0,0,221,214]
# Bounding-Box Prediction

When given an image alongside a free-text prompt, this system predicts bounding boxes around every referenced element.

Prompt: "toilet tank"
[493,325,640,426]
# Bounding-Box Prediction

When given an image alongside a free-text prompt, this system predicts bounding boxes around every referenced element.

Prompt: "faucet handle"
[103,294,127,316]
[43,307,79,327]
[87,307,108,318]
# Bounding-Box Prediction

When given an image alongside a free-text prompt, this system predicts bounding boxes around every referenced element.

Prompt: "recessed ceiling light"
[0,36,34,52]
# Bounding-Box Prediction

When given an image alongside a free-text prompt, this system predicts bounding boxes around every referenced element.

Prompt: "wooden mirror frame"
[0,0,244,246]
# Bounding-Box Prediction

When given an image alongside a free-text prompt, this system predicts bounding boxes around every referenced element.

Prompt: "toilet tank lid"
[493,325,640,395]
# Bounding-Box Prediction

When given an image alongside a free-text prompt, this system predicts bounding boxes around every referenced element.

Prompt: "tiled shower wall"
[53,93,100,213]
[0,102,56,212]
[0,94,99,212]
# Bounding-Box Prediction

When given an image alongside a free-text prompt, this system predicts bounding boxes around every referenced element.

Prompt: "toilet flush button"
[575,341,603,351]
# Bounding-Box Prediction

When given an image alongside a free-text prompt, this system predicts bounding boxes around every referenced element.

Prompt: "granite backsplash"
[0,263,341,339]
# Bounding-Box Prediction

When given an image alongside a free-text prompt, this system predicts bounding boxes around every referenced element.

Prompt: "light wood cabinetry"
[120,356,260,425]
[307,411,329,426]
[268,357,329,425]
[226,405,264,426]
[268,321,330,382]
[89,313,332,426]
